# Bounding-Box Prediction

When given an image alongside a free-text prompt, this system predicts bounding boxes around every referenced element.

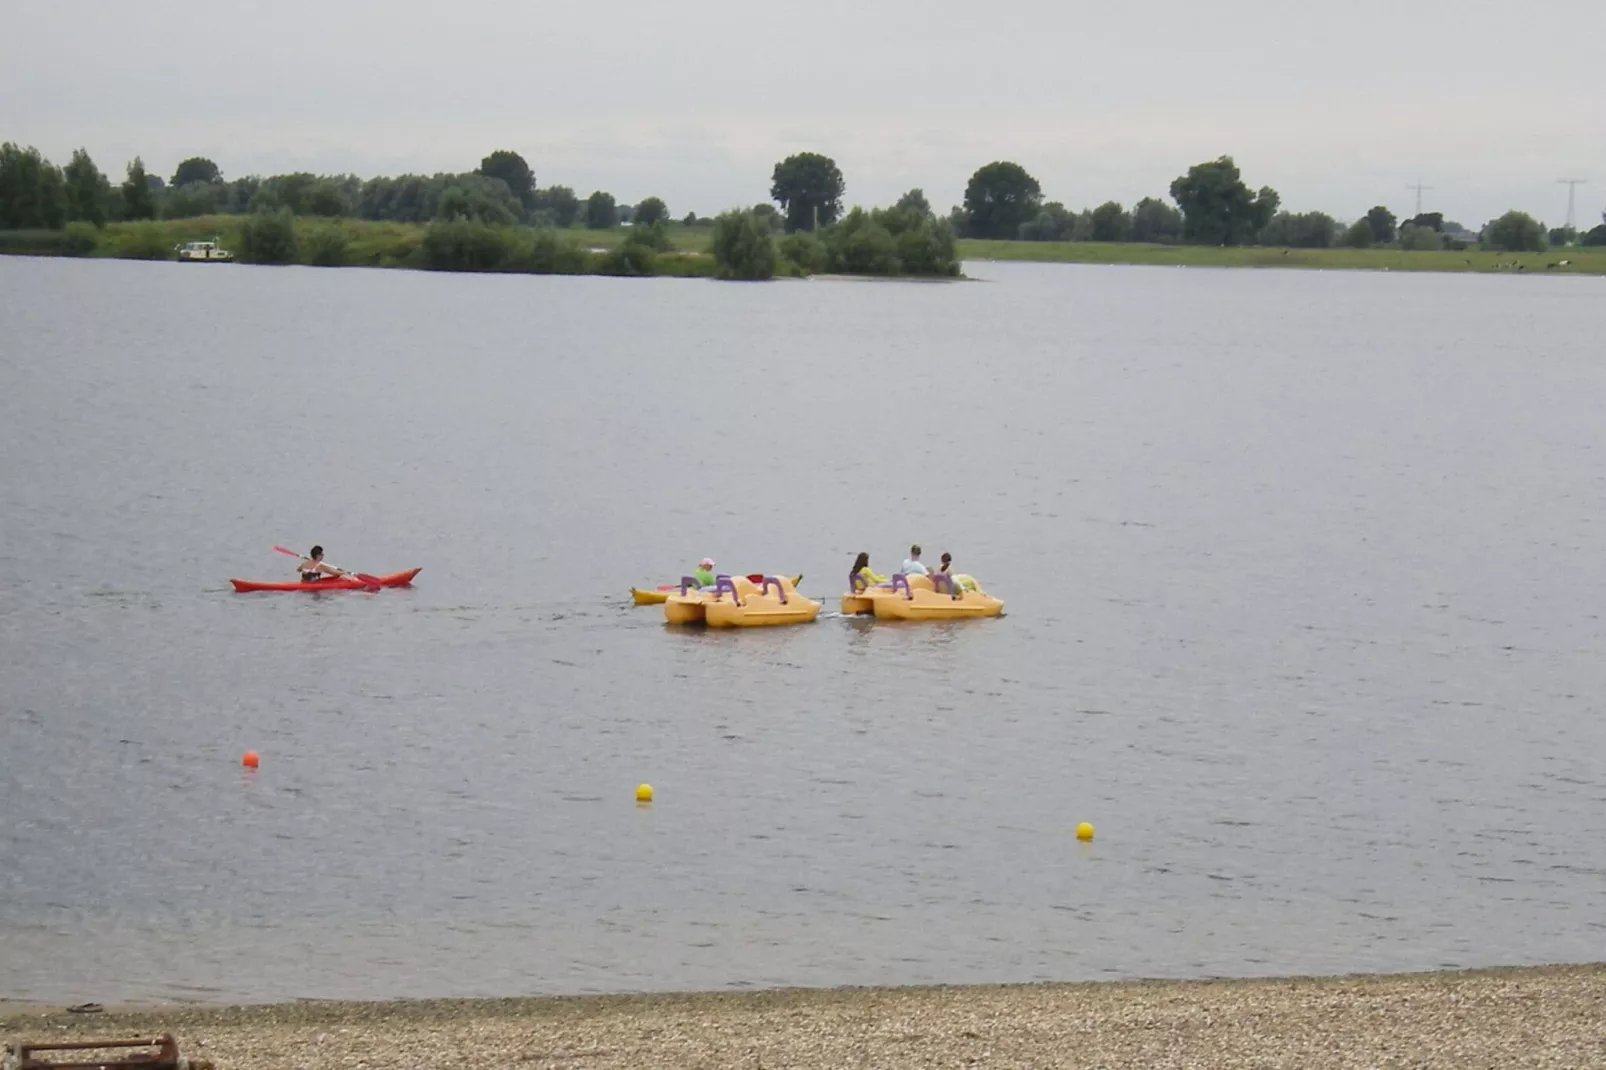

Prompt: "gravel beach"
[4,964,1603,1069]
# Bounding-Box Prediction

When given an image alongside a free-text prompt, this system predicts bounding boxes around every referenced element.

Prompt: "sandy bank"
[4,964,1602,1068]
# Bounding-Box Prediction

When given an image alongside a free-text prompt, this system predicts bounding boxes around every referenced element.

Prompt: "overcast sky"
[4,0,1604,228]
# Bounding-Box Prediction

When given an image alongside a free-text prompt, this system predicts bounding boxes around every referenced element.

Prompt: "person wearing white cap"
[693,557,717,588]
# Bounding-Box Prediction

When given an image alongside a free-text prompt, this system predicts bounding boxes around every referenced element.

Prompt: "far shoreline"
[3,963,1601,1069]
[4,215,1603,280]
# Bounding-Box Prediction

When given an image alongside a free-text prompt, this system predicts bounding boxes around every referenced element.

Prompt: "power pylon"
[1557,178,1588,231]
[1406,180,1434,216]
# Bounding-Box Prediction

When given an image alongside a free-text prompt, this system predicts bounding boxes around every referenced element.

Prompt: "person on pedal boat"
[692,558,718,588]
[933,551,975,597]
[298,546,346,583]
[850,551,888,588]
[901,544,929,576]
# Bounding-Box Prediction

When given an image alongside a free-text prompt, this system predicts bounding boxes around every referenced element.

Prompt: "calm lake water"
[2,256,1604,1006]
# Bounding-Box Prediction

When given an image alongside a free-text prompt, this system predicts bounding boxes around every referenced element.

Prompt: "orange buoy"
[242,750,260,768]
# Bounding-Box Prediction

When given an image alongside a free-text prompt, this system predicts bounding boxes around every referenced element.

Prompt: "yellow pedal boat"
[634,574,800,605]
[868,572,1004,621]
[664,574,820,627]
[840,572,905,615]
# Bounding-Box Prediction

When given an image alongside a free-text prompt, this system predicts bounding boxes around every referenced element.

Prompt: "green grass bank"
[958,238,1606,275]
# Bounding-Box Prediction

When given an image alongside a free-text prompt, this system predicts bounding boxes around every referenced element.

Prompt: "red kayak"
[230,568,422,593]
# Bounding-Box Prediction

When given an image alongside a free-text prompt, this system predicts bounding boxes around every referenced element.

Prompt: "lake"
[1,255,1603,1006]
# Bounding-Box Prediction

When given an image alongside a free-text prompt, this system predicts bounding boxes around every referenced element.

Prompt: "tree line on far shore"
[945,157,1601,253]
[3,140,1603,278]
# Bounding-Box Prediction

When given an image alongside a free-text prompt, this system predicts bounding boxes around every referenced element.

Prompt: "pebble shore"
[4,964,1602,1069]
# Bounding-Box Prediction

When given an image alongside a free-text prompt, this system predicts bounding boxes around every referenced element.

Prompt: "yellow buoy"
[635,783,653,803]
[1075,822,1094,841]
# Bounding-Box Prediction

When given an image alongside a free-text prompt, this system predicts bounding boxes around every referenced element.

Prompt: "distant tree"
[1341,219,1374,248]
[1018,202,1075,241]
[681,211,699,226]
[1364,205,1397,244]
[0,143,67,229]
[357,175,429,222]
[710,208,777,280]
[1583,223,1606,247]
[225,176,261,213]
[436,182,517,225]
[301,177,355,217]
[615,203,634,224]
[62,148,110,227]
[1547,226,1576,247]
[1169,156,1278,245]
[1130,196,1183,243]
[1070,208,1097,242]
[1089,200,1132,242]
[1403,212,1443,232]
[171,157,221,188]
[634,196,668,226]
[770,152,846,232]
[1399,223,1442,251]
[584,190,617,229]
[163,181,228,219]
[120,157,157,221]
[751,202,784,232]
[895,188,933,218]
[962,161,1042,239]
[477,150,534,211]
[1483,211,1546,252]
[530,185,580,227]
[1259,211,1336,248]
[252,172,316,214]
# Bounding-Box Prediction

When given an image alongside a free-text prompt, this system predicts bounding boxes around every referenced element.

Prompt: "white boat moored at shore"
[175,239,234,262]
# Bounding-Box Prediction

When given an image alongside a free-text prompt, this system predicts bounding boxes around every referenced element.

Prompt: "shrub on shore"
[420,218,514,271]
[237,207,298,264]
[303,224,350,267]
[116,223,172,260]
[817,206,960,277]
[710,209,777,280]
[511,229,590,274]
[777,231,828,275]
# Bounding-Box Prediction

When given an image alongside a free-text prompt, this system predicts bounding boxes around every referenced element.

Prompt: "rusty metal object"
[3,1034,211,1070]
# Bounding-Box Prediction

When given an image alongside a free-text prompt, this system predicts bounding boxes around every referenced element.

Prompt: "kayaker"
[901,544,929,576]
[693,558,717,588]
[298,546,346,583]
[850,552,887,587]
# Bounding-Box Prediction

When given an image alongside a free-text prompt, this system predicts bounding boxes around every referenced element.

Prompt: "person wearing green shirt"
[693,558,717,588]
[850,551,887,587]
